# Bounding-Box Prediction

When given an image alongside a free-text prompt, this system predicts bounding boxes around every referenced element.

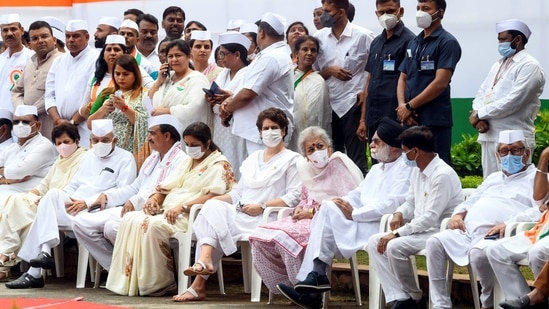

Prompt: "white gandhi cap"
[239,23,257,34]
[119,19,138,32]
[98,17,122,29]
[219,31,251,50]
[91,119,114,137]
[190,30,211,41]
[14,105,38,117]
[257,12,286,36]
[66,20,88,32]
[0,109,13,121]
[314,0,323,8]
[40,16,66,43]
[498,130,525,144]
[105,34,126,46]
[0,14,21,25]
[496,19,531,40]
[227,19,245,30]
[148,114,184,135]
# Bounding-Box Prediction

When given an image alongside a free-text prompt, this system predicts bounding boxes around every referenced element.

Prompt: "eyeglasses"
[498,147,525,156]
[218,51,233,59]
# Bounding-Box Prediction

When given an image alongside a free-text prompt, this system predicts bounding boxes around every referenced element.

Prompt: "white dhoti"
[18,188,83,262]
[0,192,40,256]
[72,207,122,270]
[367,231,433,303]
[297,200,379,281]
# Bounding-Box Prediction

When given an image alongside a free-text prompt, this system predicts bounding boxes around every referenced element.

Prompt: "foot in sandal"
[173,286,207,302]
[183,260,215,276]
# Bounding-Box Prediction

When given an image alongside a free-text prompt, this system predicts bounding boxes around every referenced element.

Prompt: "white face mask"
[416,10,438,29]
[13,123,33,139]
[262,129,283,148]
[93,142,113,158]
[378,13,399,30]
[56,143,78,158]
[308,149,330,169]
[186,145,205,159]
[371,144,391,163]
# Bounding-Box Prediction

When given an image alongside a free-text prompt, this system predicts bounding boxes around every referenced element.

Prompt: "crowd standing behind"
[0,0,547,308]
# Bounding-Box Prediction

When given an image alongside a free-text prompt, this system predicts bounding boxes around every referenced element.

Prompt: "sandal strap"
[185,287,199,298]
[193,260,206,272]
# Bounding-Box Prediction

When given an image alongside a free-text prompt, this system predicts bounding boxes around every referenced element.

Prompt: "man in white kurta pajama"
[0,105,56,208]
[72,115,186,271]
[45,20,98,148]
[426,130,539,309]
[6,119,136,289]
[367,126,463,309]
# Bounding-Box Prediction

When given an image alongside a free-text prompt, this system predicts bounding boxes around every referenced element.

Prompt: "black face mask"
[320,12,337,28]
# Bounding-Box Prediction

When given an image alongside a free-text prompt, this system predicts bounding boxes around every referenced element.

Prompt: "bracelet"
[121,104,129,112]
[181,204,188,213]
[536,169,548,175]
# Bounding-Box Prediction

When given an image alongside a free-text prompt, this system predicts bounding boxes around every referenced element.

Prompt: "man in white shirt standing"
[469,20,545,178]
[136,14,160,69]
[426,130,539,309]
[0,105,56,208]
[118,19,158,79]
[72,115,186,271]
[221,12,294,156]
[0,13,33,113]
[7,119,136,289]
[313,0,374,175]
[367,126,463,309]
[45,20,99,148]
[277,118,413,308]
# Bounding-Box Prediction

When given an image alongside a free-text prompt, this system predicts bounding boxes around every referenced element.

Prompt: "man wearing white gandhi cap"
[72,114,186,272]
[94,17,122,49]
[45,19,99,148]
[469,19,545,178]
[0,105,56,209]
[9,119,136,289]
[118,19,158,79]
[0,13,33,113]
[0,109,13,152]
[426,129,539,309]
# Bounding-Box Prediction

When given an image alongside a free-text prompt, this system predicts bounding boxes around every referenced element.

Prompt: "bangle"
[308,208,316,215]
[121,104,129,112]
[181,204,188,213]
[536,169,548,175]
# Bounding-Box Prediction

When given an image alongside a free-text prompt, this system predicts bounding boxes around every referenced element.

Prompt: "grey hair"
[298,126,332,155]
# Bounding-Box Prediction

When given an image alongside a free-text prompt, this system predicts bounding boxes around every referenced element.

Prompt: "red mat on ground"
[0,297,130,308]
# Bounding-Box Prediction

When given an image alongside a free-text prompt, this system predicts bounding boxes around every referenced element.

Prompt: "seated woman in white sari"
[249,126,363,294]
[0,124,86,281]
[106,122,236,296]
[173,108,302,302]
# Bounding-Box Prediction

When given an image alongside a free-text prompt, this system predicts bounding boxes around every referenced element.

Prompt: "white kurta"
[212,67,247,180]
[17,147,136,263]
[0,133,57,207]
[194,149,301,265]
[232,41,294,144]
[45,46,99,148]
[151,70,211,129]
[0,47,33,112]
[297,156,412,280]
[72,143,186,270]
[0,148,86,256]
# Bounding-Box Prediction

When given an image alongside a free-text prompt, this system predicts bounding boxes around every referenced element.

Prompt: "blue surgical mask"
[498,40,516,58]
[500,154,525,174]
[402,151,417,168]
[320,12,337,28]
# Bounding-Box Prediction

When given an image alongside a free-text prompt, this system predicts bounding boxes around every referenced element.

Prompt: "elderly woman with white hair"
[248,125,363,295]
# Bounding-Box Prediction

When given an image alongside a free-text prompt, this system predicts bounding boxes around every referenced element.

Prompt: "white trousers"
[367,232,432,303]
[480,141,499,179]
[72,207,122,271]
[18,188,80,262]
[426,236,495,308]
[486,236,549,300]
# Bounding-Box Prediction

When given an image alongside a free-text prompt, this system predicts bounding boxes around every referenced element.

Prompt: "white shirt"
[233,41,294,143]
[45,46,99,147]
[0,138,14,153]
[348,156,413,222]
[313,22,375,117]
[104,142,186,210]
[63,146,137,206]
[0,47,33,112]
[473,50,545,144]
[144,49,161,69]
[395,155,464,236]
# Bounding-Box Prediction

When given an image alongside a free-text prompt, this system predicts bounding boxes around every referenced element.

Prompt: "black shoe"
[5,272,44,289]
[277,283,322,309]
[294,271,331,293]
[29,251,55,269]
[391,298,420,309]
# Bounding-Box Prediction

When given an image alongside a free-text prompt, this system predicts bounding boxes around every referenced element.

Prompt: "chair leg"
[53,232,64,278]
[93,260,102,288]
[368,263,384,309]
[251,262,262,302]
[349,255,363,306]
[217,260,225,295]
[75,244,89,288]
[268,290,274,305]
[467,264,481,309]
[322,264,332,308]
[240,242,252,294]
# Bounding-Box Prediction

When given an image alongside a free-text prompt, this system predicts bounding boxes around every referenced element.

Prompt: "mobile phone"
[202,88,214,97]
[484,234,499,240]
[114,90,123,98]
[163,64,170,77]
[210,81,220,94]
[88,205,101,212]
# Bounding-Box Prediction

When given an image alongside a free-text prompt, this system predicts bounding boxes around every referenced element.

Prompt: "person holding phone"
[148,39,210,130]
[425,130,539,309]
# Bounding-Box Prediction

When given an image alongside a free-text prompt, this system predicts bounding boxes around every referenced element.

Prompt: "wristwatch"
[260,202,267,210]
[405,102,414,111]
[392,229,400,237]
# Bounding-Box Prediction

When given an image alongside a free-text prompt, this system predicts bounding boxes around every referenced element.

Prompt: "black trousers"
[331,104,367,175]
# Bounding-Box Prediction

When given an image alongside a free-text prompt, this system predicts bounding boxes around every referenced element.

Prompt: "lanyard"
[492,56,514,88]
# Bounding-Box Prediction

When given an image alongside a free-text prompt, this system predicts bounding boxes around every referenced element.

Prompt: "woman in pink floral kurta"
[249,126,363,294]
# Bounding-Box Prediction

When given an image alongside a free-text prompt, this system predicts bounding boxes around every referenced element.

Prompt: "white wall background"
[2,0,549,98]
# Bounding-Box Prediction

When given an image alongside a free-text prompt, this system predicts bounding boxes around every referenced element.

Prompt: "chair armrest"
[440,217,451,231]
[516,222,536,233]
[261,206,288,223]
[188,204,203,223]
[504,222,520,237]
[277,208,294,220]
[380,214,393,233]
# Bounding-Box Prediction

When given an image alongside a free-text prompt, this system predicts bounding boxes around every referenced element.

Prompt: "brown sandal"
[183,260,215,276]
